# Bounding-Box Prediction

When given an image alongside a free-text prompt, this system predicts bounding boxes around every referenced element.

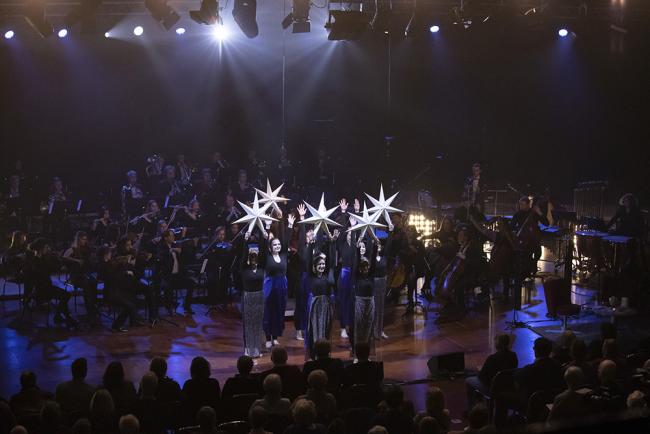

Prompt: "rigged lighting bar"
[145,0,181,31]
[190,0,221,25]
[282,0,311,33]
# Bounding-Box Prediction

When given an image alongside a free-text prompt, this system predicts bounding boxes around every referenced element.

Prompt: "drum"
[575,230,607,264]
[602,235,634,273]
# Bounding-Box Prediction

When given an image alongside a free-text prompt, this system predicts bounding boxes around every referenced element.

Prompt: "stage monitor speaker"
[427,351,465,375]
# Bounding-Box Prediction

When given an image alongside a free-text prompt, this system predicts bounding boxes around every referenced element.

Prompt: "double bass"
[435,242,469,306]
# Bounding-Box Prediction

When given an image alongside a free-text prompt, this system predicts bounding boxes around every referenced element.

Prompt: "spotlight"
[25,0,54,37]
[133,25,144,36]
[4,30,14,39]
[104,31,110,37]
[190,0,220,25]
[281,0,310,33]
[58,28,68,38]
[212,24,229,40]
[232,0,258,38]
[558,28,568,37]
[429,25,439,33]
[175,27,186,35]
[145,0,180,31]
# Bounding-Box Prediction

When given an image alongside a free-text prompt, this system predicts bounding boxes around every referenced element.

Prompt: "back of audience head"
[627,391,646,409]
[248,406,268,430]
[190,357,211,380]
[307,370,328,392]
[327,418,346,434]
[149,357,168,380]
[598,360,617,384]
[271,347,288,365]
[90,389,115,419]
[9,426,28,434]
[468,404,489,431]
[197,406,216,433]
[103,361,126,389]
[20,371,37,389]
[425,387,445,414]
[71,358,88,380]
[564,367,584,391]
[314,340,332,360]
[533,337,553,359]
[418,416,440,434]
[571,339,587,362]
[355,343,371,362]
[368,426,388,434]
[140,372,158,399]
[72,418,92,434]
[495,334,510,352]
[292,399,317,427]
[383,384,404,410]
[237,355,254,376]
[118,414,140,434]
[263,373,283,397]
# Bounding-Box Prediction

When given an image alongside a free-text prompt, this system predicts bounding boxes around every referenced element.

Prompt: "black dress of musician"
[157,230,194,315]
[205,226,234,307]
[63,231,99,325]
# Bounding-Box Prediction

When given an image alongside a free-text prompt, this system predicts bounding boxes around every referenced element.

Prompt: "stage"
[0,248,620,428]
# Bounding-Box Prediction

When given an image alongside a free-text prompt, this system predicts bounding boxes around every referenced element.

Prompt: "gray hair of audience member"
[263,373,283,397]
[90,389,115,419]
[118,415,140,434]
[72,418,93,434]
[292,399,317,427]
[598,359,617,383]
[248,405,269,429]
[307,370,328,391]
[140,372,158,399]
[627,391,647,409]
[9,426,28,434]
[367,426,389,434]
[197,406,217,432]
[564,366,584,391]
[418,416,440,434]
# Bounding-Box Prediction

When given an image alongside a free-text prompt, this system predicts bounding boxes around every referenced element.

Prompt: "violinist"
[205,226,234,309]
[24,238,78,329]
[121,170,145,220]
[92,206,112,246]
[511,196,549,277]
[157,229,194,316]
[63,231,99,325]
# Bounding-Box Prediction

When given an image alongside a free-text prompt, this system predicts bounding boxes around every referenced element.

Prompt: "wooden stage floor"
[0,249,600,429]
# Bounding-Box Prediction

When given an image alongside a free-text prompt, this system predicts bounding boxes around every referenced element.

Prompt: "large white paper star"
[234,192,277,235]
[299,194,341,237]
[347,203,386,240]
[366,183,403,227]
[255,179,290,215]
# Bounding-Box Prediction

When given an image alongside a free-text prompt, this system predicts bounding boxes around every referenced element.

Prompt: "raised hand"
[349,216,357,227]
[287,213,296,227]
[297,203,307,219]
[339,199,348,213]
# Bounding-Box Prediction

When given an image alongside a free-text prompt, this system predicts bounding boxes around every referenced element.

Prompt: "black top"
[337,235,357,269]
[306,238,336,297]
[607,205,644,238]
[220,374,262,402]
[355,277,374,297]
[478,349,518,386]
[260,223,292,278]
[371,244,387,278]
[303,358,345,391]
[241,267,264,292]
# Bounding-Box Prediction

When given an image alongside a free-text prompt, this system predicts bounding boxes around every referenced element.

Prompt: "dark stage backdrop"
[1,2,649,205]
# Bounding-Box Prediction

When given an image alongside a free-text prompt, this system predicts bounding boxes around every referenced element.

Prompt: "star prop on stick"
[234,192,277,235]
[366,183,403,228]
[347,203,386,241]
[255,179,290,215]
[299,194,341,237]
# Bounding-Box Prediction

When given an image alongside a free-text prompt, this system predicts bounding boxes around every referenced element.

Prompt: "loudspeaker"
[427,351,465,375]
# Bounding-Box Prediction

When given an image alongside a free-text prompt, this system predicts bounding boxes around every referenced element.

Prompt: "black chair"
[225,393,261,422]
[264,413,292,434]
[340,384,381,410]
[489,368,518,427]
[526,390,557,424]
[217,421,250,434]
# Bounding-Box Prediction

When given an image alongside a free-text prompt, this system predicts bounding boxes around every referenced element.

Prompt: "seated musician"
[178,199,205,238]
[24,238,78,328]
[92,206,112,246]
[121,170,145,219]
[157,230,194,316]
[63,231,99,326]
[2,230,28,286]
[607,193,644,239]
[437,226,486,322]
[424,216,458,279]
[216,194,243,227]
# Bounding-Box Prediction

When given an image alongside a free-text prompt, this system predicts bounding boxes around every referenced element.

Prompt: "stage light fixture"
[25,0,54,37]
[145,0,180,31]
[281,0,310,33]
[429,25,439,33]
[327,10,368,40]
[58,28,68,38]
[233,0,258,38]
[64,0,102,34]
[4,30,14,39]
[176,27,186,35]
[212,23,229,40]
[558,28,568,37]
[134,25,144,36]
[190,0,220,25]
[104,31,110,37]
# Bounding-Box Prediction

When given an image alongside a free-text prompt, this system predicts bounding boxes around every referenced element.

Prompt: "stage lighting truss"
[370,0,392,33]
[190,0,221,26]
[145,0,181,31]
[64,0,103,34]
[25,0,53,37]
[282,0,311,33]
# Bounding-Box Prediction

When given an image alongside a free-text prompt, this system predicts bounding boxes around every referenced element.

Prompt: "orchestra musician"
[205,226,234,309]
[44,177,70,246]
[210,151,231,185]
[157,229,195,316]
[156,165,183,203]
[1,174,26,231]
[92,206,112,246]
[121,170,145,220]
[607,193,644,239]
[216,194,243,227]
[63,231,99,326]
[176,154,194,187]
[455,162,486,222]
